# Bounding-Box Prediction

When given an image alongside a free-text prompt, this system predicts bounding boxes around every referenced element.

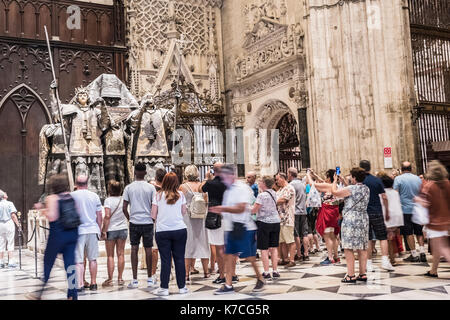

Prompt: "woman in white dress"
[180,165,210,280]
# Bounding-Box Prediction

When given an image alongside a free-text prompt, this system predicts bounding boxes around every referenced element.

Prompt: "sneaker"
[252,279,265,292]
[152,287,169,296]
[403,254,420,262]
[147,277,157,288]
[127,280,139,289]
[83,281,90,289]
[232,275,239,283]
[7,263,17,268]
[0,263,5,269]
[272,271,280,279]
[320,257,332,266]
[367,260,374,272]
[262,272,272,281]
[420,253,427,263]
[333,257,341,264]
[179,287,189,294]
[214,285,234,295]
[89,284,97,291]
[212,276,226,284]
[303,255,310,261]
[381,260,395,272]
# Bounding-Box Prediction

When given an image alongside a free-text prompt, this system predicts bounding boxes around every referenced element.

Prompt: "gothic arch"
[0,83,52,126]
[254,99,294,130]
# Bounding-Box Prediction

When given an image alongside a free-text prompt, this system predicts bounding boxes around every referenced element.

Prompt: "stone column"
[304,0,417,174]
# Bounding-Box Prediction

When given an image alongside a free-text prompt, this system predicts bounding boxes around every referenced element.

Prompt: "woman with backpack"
[151,172,189,296]
[29,174,80,300]
[180,165,210,281]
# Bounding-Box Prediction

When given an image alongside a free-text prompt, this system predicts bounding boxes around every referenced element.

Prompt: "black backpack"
[58,194,81,230]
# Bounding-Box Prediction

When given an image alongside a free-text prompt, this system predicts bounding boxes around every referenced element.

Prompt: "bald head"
[76,175,88,189]
[287,167,298,181]
[213,162,223,176]
[246,171,257,185]
[401,161,412,173]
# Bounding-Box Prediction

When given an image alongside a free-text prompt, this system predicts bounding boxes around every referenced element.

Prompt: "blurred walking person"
[28,174,79,300]
[420,161,450,278]
[151,172,188,296]
[210,164,264,294]
[0,190,21,268]
[71,175,103,292]
[101,181,127,287]
[251,176,281,280]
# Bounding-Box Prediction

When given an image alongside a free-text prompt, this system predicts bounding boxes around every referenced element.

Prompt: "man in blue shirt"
[393,161,424,263]
[360,160,394,272]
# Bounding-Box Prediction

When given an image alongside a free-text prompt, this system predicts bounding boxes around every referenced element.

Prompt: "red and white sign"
[384,147,392,168]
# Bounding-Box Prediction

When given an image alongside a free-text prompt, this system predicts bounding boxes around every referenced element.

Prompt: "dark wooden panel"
[37,3,52,40]
[86,10,98,45]
[0,1,6,35]
[8,0,21,38]
[23,2,36,39]
[0,98,23,218]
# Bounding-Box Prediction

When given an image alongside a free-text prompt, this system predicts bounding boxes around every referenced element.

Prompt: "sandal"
[356,274,367,282]
[191,269,200,275]
[424,271,438,278]
[102,279,113,287]
[341,275,356,283]
[84,281,90,289]
[118,279,125,286]
[204,273,211,279]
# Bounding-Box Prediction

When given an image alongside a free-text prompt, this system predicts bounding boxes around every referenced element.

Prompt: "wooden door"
[0,85,50,243]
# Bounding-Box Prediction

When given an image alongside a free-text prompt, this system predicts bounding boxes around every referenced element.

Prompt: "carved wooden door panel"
[0,85,50,243]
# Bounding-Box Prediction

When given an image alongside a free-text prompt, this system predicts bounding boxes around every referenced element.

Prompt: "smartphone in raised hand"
[336,166,341,176]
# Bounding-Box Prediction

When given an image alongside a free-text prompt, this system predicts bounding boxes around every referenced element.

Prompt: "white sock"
[381,256,389,263]
[132,279,138,283]
[225,284,232,289]
[419,246,425,254]
[411,250,418,257]
[273,270,278,273]
[367,259,372,264]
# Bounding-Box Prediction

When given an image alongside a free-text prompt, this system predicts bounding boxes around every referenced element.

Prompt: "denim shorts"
[224,230,257,258]
[107,229,128,241]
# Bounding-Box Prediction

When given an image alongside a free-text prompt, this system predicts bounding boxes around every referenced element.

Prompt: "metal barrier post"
[34,216,38,279]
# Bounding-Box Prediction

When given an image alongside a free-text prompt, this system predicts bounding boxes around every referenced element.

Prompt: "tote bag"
[412,200,429,226]
[306,184,322,208]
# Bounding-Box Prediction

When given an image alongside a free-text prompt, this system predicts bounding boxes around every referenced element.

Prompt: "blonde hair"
[184,165,199,182]
[425,160,448,182]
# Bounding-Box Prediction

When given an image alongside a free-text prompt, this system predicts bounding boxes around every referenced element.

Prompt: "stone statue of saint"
[126,94,172,181]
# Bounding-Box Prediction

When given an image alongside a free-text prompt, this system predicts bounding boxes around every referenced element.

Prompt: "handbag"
[412,200,429,226]
[230,222,246,241]
[306,184,322,208]
[205,212,222,229]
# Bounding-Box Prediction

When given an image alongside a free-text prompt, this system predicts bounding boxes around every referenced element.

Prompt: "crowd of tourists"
[1,159,449,300]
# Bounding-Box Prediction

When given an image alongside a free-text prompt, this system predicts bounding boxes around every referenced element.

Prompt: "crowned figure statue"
[40,82,111,198]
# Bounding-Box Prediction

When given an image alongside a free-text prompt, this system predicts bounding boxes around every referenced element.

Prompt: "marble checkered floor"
[1,247,449,300]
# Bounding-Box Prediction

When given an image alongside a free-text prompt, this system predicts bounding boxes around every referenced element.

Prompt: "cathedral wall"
[304,0,417,175]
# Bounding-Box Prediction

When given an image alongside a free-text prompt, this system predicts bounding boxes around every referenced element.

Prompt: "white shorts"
[0,220,15,252]
[424,227,449,239]
[75,233,99,263]
[207,225,225,246]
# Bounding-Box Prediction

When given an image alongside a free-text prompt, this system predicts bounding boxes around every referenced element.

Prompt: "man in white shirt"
[71,176,103,291]
[209,164,265,294]
[123,163,156,288]
[0,190,21,268]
